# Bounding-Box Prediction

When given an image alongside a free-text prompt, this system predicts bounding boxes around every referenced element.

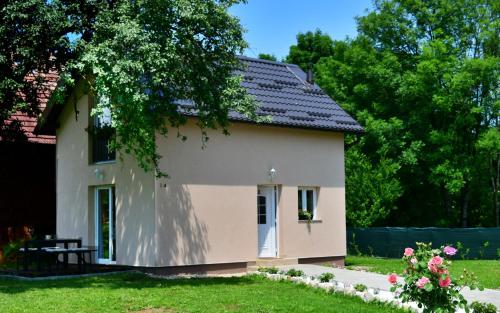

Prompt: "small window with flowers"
[298,187,317,222]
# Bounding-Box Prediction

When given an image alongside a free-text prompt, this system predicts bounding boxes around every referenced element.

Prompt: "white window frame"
[298,187,318,220]
[90,106,116,164]
[94,186,116,265]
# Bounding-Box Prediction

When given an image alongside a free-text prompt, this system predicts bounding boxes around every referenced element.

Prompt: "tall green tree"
[1,0,257,173]
[0,0,80,140]
[287,0,499,227]
[477,128,500,226]
[258,53,277,61]
[286,30,335,71]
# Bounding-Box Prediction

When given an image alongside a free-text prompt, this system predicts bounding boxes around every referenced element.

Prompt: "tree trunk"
[489,156,500,227]
[461,184,470,228]
[494,156,499,227]
[441,186,453,223]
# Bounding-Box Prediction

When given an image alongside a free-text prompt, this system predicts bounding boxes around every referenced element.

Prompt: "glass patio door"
[95,186,116,264]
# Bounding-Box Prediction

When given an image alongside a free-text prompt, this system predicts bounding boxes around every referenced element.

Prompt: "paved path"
[278,264,500,309]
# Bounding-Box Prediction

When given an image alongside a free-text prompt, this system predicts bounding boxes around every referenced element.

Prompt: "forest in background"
[268,0,499,227]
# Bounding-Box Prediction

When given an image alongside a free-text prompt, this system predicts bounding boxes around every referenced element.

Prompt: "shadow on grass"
[0,272,259,295]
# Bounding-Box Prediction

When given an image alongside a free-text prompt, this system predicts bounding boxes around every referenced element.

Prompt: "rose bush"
[389,242,483,313]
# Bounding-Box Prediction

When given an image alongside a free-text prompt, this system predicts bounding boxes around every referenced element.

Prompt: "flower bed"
[388,243,486,313]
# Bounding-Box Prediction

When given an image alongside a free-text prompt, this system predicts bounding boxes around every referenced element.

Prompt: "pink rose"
[444,246,457,256]
[427,255,444,273]
[416,277,430,289]
[431,256,443,265]
[404,247,414,257]
[437,268,449,276]
[439,276,451,288]
[388,273,398,284]
[410,257,418,265]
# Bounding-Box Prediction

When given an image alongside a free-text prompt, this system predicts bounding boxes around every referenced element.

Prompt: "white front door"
[257,186,277,258]
[95,186,116,264]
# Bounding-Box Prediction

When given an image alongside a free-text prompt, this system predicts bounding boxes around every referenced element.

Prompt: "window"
[91,107,115,163]
[298,187,317,221]
[95,186,116,263]
[257,195,267,224]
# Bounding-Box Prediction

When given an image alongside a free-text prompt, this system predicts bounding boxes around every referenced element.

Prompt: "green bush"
[318,272,335,283]
[349,233,362,256]
[1,240,23,263]
[298,210,313,222]
[257,266,279,274]
[470,301,497,313]
[390,243,483,313]
[478,241,489,259]
[286,268,305,277]
[354,284,368,292]
[456,241,471,260]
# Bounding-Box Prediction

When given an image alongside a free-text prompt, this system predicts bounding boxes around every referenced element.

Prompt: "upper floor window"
[91,106,115,163]
[298,187,317,221]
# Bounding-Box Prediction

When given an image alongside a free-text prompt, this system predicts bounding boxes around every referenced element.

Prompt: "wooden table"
[21,238,82,271]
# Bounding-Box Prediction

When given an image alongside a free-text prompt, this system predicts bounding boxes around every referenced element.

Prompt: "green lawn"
[0,272,406,313]
[345,255,500,290]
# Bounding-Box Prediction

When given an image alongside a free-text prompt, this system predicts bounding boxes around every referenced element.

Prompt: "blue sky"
[230,0,373,60]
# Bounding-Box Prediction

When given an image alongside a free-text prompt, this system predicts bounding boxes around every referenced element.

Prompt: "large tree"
[287,0,499,227]
[1,0,257,173]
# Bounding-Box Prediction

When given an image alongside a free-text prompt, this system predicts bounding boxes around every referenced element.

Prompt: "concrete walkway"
[278,264,500,309]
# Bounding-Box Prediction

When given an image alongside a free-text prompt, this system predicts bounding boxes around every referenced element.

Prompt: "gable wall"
[155,119,346,266]
[56,94,156,266]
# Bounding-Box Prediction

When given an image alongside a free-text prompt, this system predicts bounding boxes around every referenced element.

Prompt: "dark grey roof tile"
[182,56,363,133]
[235,56,363,133]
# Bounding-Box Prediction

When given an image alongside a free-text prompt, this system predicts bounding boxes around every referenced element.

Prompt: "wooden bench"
[43,247,96,273]
[17,238,93,274]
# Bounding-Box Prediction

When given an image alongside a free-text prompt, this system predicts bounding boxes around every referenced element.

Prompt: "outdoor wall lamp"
[94,168,105,180]
[268,167,277,181]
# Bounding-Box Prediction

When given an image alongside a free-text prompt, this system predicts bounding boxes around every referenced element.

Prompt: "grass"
[345,255,500,290]
[0,272,408,313]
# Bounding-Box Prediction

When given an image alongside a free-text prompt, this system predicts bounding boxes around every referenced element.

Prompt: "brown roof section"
[2,72,58,144]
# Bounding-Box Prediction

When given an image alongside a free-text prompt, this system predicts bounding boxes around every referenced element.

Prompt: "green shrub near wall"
[347,227,500,259]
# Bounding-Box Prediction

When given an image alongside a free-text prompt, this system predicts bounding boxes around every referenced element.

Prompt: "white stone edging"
[259,272,475,313]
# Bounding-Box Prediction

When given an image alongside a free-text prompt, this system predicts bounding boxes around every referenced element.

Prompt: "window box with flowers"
[298,187,318,223]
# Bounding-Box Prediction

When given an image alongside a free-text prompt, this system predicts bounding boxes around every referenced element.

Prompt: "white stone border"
[259,272,478,313]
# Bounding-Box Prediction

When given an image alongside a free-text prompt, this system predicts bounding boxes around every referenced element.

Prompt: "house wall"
[56,93,346,268]
[56,94,156,266]
[155,120,346,267]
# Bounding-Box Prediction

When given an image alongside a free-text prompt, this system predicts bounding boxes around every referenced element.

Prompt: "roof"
[1,72,58,144]
[38,56,363,135]
[239,56,362,132]
[179,56,363,133]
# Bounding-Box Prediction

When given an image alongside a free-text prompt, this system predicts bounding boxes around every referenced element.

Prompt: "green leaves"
[1,0,256,175]
[393,243,482,312]
[68,0,256,174]
[285,30,334,71]
[424,283,433,292]
[286,0,500,227]
[0,0,74,136]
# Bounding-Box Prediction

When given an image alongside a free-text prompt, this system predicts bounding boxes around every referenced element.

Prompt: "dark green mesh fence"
[347,227,500,259]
